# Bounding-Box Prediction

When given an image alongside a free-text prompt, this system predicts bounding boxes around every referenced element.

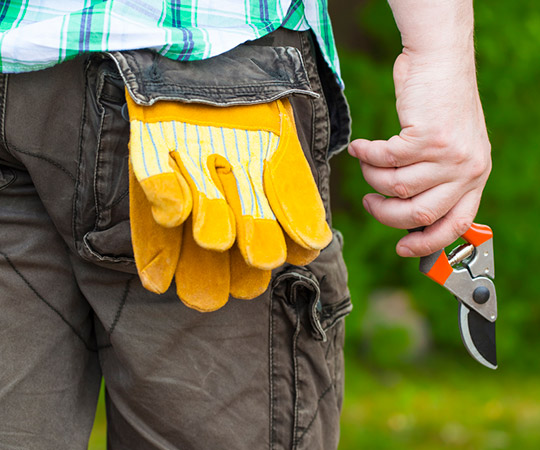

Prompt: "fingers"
[395,190,482,257]
[362,181,483,257]
[348,134,436,168]
[359,163,486,257]
[360,161,452,199]
[362,181,463,230]
[350,130,490,258]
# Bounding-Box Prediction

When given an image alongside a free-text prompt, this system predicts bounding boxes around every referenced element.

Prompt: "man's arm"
[348,0,491,257]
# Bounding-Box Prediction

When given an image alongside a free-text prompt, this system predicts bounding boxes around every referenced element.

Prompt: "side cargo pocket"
[270,231,351,450]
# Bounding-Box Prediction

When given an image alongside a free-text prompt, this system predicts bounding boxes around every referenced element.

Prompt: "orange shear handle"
[417,223,493,286]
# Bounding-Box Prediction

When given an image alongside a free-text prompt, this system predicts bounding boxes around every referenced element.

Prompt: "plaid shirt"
[0,0,341,83]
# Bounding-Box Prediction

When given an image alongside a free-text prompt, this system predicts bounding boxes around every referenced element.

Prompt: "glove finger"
[127,93,192,227]
[264,99,332,250]
[210,152,286,270]
[129,161,181,294]
[230,243,271,300]
[175,216,231,312]
[284,234,321,266]
[170,122,235,251]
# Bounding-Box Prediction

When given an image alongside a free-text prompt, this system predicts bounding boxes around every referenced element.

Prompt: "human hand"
[348,51,492,257]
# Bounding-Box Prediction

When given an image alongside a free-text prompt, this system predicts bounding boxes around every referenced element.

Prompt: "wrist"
[399,47,477,77]
[389,0,474,57]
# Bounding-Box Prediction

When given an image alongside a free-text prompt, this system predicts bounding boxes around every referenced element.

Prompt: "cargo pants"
[0,29,352,450]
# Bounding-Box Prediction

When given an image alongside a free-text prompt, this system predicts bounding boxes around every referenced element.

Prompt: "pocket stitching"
[0,166,16,191]
[82,232,135,264]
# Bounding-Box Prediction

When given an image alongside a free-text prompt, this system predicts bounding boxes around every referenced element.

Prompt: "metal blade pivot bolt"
[473,286,490,304]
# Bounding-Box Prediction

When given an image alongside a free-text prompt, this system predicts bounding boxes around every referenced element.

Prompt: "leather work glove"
[126,93,332,311]
[129,163,271,312]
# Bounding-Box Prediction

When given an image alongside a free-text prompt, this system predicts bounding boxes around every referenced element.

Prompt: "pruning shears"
[411,223,497,369]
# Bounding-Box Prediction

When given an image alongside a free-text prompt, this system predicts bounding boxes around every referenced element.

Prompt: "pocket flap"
[106,46,319,107]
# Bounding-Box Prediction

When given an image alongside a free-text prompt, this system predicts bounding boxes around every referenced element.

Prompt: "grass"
[88,356,540,449]
[339,357,540,450]
[88,385,106,450]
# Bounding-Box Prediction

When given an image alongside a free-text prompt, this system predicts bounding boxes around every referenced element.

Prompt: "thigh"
[76,231,349,450]
[81,266,273,449]
[0,165,101,450]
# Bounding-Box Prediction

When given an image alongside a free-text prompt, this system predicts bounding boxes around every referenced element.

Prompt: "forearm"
[388,0,474,58]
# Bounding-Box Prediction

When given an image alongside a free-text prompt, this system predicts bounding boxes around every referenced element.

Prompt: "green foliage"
[333,0,540,370]
[340,359,540,450]
[363,323,413,368]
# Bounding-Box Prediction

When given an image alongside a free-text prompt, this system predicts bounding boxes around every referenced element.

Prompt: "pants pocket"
[75,56,135,272]
[269,232,351,450]
[74,39,319,273]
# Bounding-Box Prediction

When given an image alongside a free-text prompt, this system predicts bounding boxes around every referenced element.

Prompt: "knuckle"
[468,156,491,180]
[469,159,486,179]
[392,179,410,199]
[412,205,437,226]
[452,147,469,164]
[486,156,493,175]
[385,151,401,168]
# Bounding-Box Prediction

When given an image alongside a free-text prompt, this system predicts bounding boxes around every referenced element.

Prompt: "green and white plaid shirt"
[0,0,341,84]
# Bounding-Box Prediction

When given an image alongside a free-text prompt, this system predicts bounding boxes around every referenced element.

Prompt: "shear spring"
[448,243,475,267]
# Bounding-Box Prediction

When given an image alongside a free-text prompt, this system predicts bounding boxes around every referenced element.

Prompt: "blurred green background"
[89,1,540,448]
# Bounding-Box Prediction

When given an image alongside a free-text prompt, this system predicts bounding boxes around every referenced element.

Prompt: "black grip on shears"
[418,250,444,274]
[407,226,442,275]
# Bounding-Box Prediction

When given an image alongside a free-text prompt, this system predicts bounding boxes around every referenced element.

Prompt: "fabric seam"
[269,286,275,450]
[108,277,133,335]
[296,382,334,445]
[8,143,76,181]
[291,292,302,450]
[72,59,91,246]
[0,249,97,352]
[0,74,10,157]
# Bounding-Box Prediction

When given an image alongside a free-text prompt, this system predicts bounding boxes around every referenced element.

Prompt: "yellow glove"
[127,95,331,267]
[129,163,270,312]
[126,93,331,311]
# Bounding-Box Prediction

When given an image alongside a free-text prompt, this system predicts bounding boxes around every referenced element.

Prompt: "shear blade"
[458,301,497,369]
